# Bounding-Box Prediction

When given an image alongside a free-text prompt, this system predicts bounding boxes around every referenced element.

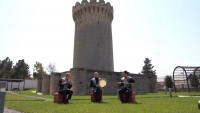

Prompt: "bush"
[164,76,173,88]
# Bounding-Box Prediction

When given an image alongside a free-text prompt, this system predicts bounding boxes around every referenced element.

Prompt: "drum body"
[99,78,107,88]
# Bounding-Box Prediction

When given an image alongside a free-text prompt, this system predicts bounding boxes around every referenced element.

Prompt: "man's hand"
[62,82,67,85]
[96,84,100,87]
[70,81,74,84]
[117,82,121,85]
[127,76,130,78]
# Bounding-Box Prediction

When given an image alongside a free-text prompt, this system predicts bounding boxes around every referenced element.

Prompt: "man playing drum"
[90,72,102,103]
[117,71,135,103]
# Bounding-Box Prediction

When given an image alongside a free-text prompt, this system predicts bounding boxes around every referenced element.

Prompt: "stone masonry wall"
[69,68,157,95]
[39,68,157,95]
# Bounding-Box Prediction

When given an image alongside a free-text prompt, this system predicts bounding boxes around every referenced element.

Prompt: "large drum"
[99,78,107,88]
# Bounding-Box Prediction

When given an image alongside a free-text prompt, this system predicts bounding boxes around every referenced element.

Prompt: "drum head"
[99,78,107,88]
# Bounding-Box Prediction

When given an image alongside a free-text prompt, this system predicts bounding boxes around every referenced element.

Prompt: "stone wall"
[50,73,61,95]
[85,70,120,95]
[37,77,42,92]
[69,68,157,95]
[131,74,157,93]
[42,75,50,94]
[39,68,157,95]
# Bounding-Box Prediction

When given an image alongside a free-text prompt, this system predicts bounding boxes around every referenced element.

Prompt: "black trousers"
[58,90,73,103]
[118,87,132,102]
[92,88,102,102]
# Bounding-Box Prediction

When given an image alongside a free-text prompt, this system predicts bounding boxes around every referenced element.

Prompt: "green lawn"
[5,93,43,101]
[19,88,54,99]
[4,89,200,113]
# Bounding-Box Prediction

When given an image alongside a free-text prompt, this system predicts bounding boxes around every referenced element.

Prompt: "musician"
[118,71,135,103]
[90,72,102,103]
[58,73,73,104]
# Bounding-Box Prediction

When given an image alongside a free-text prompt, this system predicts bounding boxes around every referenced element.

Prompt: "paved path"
[4,107,23,113]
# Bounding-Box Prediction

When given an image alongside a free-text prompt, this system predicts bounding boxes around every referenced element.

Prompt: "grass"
[17,88,118,100]
[4,89,200,113]
[19,88,54,99]
[5,93,43,101]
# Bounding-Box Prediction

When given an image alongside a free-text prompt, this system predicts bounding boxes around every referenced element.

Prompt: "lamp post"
[0,81,7,113]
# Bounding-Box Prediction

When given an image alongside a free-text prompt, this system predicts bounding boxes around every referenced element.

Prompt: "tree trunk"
[169,88,172,98]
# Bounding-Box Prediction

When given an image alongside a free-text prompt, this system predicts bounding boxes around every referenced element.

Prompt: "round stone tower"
[72,0,114,71]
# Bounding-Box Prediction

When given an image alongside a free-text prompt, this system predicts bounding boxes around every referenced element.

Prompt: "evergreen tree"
[0,57,13,78]
[164,76,173,88]
[141,57,156,77]
[13,59,30,79]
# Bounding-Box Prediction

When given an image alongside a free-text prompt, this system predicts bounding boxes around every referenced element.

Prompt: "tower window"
[98,21,99,24]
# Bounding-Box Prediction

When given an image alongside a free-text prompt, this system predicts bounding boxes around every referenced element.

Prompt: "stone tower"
[37,0,157,95]
[72,0,114,71]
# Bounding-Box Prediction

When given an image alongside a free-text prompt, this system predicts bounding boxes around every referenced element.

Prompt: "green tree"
[0,57,13,78]
[141,58,156,77]
[13,59,30,79]
[190,74,199,87]
[164,75,173,98]
[164,76,173,88]
[33,61,46,79]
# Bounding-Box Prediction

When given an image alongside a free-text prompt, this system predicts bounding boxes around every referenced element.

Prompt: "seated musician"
[90,72,102,103]
[117,71,135,103]
[58,73,73,104]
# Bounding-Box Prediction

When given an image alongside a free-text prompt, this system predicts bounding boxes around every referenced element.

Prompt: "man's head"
[122,71,128,77]
[65,73,71,79]
[94,72,99,78]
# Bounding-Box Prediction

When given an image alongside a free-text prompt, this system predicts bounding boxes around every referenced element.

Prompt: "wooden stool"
[90,93,103,102]
[122,92,136,103]
[54,92,63,103]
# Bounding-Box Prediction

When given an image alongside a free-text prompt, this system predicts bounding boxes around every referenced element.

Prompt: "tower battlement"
[72,0,113,23]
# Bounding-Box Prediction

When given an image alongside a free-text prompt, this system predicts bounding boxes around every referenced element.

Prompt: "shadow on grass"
[118,101,142,104]
[72,98,118,101]
[136,96,172,99]
[131,101,141,104]
[5,100,45,101]
[23,88,34,91]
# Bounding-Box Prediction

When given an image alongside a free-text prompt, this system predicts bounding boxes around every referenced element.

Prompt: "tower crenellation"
[72,0,113,23]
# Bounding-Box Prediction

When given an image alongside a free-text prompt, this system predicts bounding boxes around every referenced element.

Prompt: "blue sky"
[0,0,200,78]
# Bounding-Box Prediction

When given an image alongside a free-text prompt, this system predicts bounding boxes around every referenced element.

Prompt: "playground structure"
[173,66,200,93]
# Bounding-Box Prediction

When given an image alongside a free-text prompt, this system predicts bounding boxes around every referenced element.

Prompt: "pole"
[0,81,7,113]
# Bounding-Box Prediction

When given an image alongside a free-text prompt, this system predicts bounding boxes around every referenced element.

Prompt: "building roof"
[0,79,24,82]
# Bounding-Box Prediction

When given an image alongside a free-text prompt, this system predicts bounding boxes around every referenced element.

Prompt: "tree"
[33,61,46,79]
[46,63,56,75]
[0,57,13,78]
[190,74,199,87]
[164,75,173,98]
[164,76,173,88]
[141,57,156,77]
[13,59,30,79]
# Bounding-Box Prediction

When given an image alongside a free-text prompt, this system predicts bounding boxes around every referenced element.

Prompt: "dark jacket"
[119,77,135,89]
[58,78,72,92]
[90,77,101,91]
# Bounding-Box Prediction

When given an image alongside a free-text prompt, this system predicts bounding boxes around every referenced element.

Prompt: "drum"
[99,78,107,88]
